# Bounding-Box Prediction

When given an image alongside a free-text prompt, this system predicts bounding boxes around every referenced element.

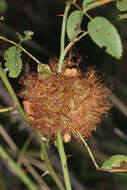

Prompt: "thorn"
[41,136,48,142]
[57,14,64,17]
[10,110,19,115]
[41,170,50,177]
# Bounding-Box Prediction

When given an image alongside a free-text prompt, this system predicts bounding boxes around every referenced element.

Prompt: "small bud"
[64,68,77,78]
[63,133,71,143]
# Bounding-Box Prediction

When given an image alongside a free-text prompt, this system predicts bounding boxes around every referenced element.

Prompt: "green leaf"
[116,0,127,11]
[66,10,83,42]
[0,0,8,13]
[88,16,122,59]
[101,155,127,172]
[4,46,22,78]
[16,30,34,43]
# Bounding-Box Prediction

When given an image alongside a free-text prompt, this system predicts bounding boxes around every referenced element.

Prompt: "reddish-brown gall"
[20,66,112,141]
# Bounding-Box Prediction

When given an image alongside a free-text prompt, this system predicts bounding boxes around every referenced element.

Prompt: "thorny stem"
[56,131,72,190]
[58,1,71,73]
[77,131,99,170]
[57,1,72,190]
[0,65,26,119]
[0,35,42,65]
[41,139,65,190]
[57,2,89,190]
[0,123,50,190]
[60,1,71,52]
[0,144,38,190]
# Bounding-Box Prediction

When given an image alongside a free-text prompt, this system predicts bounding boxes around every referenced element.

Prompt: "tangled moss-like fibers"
[20,67,112,141]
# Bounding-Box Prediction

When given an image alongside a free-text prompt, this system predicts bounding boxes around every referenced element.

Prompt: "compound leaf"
[66,10,83,42]
[88,16,122,59]
[4,46,22,78]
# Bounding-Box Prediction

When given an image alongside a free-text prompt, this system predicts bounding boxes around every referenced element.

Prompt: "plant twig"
[0,35,42,65]
[57,1,88,73]
[0,123,50,190]
[27,156,47,172]
[56,131,72,190]
[60,1,71,52]
[109,92,127,118]
[0,123,18,154]
[0,65,25,119]
[65,31,88,54]
[41,139,65,190]
[57,2,73,190]
[57,30,88,73]
[22,156,51,190]
[0,144,38,190]
[73,0,114,20]
[58,1,71,73]
[77,131,99,170]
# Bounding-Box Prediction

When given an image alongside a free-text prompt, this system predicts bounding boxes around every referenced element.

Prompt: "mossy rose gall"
[20,62,112,142]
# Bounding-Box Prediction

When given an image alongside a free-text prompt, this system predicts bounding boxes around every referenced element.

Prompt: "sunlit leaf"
[16,30,34,43]
[101,155,127,172]
[116,0,127,11]
[66,10,83,42]
[4,46,22,78]
[88,16,122,59]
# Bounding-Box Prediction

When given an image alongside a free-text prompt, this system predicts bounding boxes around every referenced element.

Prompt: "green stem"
[58,1,71,73]
[56,131,72,190]
[0,106,14,113]
[0,144,38,190]
[77,131,99,170]
[65,31,88,53]
[60,1,71,52]
[57,51,67,73]
[0,65,25,119]
[58,30,88,73]
[41,140,65,190]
